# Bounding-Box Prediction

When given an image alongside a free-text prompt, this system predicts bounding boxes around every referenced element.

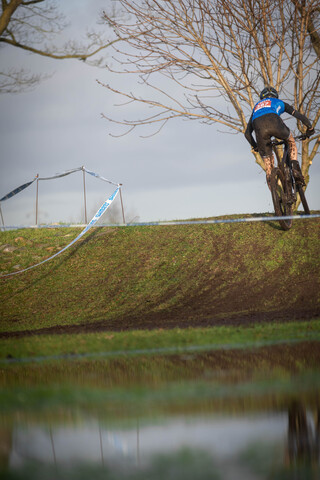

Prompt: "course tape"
[84,168,119,186]
[0,177,37,202]
[0,167,118,203]
[38,167,118,186]
[0,187,119,278]
[124,213,320,227]
[2,212,320,230]
[37,167,82,181]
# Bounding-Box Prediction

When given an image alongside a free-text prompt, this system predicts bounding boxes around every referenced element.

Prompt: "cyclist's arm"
[244,115,258,150]
[284,103,312,128]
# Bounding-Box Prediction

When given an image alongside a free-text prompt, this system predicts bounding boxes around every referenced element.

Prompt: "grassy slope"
[0,217,320,421]
[0,214,319,335]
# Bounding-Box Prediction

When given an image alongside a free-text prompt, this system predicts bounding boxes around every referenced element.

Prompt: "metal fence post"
[119,184,126,224]
[82,166,87,224]
[0,203,5,231]
[35,174,39,226]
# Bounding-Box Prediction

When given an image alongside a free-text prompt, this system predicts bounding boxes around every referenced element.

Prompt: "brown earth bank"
[0,309,319,339]
[1,219,319,338]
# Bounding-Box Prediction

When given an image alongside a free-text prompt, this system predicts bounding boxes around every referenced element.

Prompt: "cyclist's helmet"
[260,86,278,100]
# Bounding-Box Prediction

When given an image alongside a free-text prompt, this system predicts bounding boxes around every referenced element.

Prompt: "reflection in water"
[1,348,320,478]
[8,415,284,466]
[287,401,320,468]
[0,428,12,470]
[1,403,319,479]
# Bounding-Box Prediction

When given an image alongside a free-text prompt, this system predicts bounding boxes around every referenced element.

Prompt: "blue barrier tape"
[84,168,119,186]
[37,167,82,181]
[0,167,119,203]
[123,213,320,227]
[1,213,320,230]
[0,177,37,202]
[0,187,119,277]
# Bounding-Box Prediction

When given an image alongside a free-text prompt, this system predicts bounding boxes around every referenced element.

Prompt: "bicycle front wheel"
[270,168,293,230]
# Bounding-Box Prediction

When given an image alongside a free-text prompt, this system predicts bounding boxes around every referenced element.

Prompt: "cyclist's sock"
[288,133,298,161]
[263,154,274,190]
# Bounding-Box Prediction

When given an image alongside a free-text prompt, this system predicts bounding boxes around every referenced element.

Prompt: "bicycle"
[269,134,310,231]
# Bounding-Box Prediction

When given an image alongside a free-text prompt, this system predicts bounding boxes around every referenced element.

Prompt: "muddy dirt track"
[0,307,318,339]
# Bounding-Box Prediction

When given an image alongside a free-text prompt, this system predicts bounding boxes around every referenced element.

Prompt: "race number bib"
[254,100,271,112]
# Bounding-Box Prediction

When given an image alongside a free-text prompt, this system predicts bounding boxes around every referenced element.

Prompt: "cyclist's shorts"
[253,113,290,157]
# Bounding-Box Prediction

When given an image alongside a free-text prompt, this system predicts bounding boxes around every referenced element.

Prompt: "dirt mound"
[1,219,319,337]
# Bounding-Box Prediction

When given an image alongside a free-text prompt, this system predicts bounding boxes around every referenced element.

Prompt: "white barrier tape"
[0,187,119,278]
[38,167,82,181]
[1,213,320,231]
[84,168,119,186]
[0,167,120,202]
[124,213,320,227]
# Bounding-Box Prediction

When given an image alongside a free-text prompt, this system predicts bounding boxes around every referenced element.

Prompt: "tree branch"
[100,0,319,189]
[0,35,121,61]
[0,1,122,91]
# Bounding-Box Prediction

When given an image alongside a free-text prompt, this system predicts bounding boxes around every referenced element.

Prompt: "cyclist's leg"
[287,133,298,161]
[263,154,274,190]
[253,114,279,189]
[288,133,305,184]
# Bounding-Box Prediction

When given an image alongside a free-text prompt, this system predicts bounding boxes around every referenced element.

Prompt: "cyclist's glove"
[306,126,315,137]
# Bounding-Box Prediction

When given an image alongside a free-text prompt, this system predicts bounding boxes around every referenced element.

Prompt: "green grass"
[0,320,320,363]
[1,215,319,334]
[1,214,319,367]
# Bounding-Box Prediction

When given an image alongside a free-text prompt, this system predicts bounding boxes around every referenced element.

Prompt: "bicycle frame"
[271,134,307,201]
[269,134,309,230]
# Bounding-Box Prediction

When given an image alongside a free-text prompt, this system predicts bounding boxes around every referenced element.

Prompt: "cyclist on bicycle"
[245,86,314,189]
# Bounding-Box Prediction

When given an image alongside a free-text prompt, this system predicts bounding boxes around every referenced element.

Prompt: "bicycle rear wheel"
[297,184,310,215]
[270,168,293,230]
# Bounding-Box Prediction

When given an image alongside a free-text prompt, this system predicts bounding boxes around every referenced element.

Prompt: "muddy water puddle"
[1,347,320,479]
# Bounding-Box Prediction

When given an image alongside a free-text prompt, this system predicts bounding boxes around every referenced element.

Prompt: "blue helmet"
[260,86,278,100]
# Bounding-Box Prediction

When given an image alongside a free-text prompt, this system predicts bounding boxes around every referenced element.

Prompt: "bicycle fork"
[287,168,297,205]
[283,149,297,205]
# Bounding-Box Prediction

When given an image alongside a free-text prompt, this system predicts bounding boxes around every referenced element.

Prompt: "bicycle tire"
[297,184,310,215]
[270,168,293,230]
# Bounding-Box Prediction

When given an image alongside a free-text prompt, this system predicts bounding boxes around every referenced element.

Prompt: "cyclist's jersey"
[245,97,312,155]
[252,97,285,121]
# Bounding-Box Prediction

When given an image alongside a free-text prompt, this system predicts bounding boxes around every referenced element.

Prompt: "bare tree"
[101,0,320,189]
[295,0,320,58]
[0,0,120,93]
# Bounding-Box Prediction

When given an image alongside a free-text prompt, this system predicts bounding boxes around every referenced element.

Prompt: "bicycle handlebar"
[294,134,308,141]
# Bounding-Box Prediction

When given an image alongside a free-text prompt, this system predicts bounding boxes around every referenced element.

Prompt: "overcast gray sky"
[0,1,319,226]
